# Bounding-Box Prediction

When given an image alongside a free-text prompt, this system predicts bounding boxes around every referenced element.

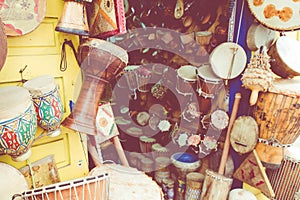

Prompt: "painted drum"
[23,75,63,137]
[0,86,37,161]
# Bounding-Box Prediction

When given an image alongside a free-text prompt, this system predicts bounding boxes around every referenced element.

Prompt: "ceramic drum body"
[267,145,300,200]
[252,78,300,169]
[23,75,63,137]
[0,86,37,161]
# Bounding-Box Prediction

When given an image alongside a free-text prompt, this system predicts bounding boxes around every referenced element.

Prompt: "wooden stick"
[112,136,129,167]
[218,93,241,174]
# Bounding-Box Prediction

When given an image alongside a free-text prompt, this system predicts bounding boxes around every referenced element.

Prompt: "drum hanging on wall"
[0,0,46,36]
[247,0,300,31]
[0,86,37,161]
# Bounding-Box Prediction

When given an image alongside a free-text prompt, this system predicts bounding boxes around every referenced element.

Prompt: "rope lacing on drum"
[258,138,291,148]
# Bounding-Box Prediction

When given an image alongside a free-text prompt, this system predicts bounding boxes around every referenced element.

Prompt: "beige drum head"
[210,42,247,80]
[177,65,197,81]
[229,188,257,200]
[0,162,28,200]
[247,0,300,31]
[246,22,276,51]
[268,78,300,96]
[230,116,258,154]
[210,109,229,130]
[0,86,32,122]
[23,75,56,96]
[196,64,222,82]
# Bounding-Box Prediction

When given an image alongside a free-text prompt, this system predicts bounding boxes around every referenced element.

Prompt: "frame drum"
[253,78,300,168]
[210,42,247,80]
[176,65,197,96]
[0,86,37,161]
[23,75,64,137]
[268,36,300,78]
[267,145,300,200]
[0,162,28,200]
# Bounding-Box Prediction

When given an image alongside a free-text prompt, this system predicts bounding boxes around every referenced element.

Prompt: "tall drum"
[0,86,37,161]
[176,65,197,96]
[267,145,300,200]
[253,78,300,168]
[62,39,128,135]
[23,75,64,137]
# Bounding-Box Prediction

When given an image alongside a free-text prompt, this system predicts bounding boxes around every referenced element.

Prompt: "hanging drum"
[252,78,300,169]
[247,0,300,31]
[0,86,37,161]
[23,75,64,137]
[0,0,46,36]
[61,38,128,135]
[210,42,247,81]
[268,35,300,78]
[0,17,7,71]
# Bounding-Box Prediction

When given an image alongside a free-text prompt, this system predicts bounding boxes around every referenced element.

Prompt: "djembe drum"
[267,145,300,200]
[62,38,128,135]
[0,86,37,161]
[253,78,300,169]
[23,75,64,137]
[13,173,109,200]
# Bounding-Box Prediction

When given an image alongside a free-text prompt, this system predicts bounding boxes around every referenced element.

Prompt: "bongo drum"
[23,75,63,137]
[14,173,109,200]
[89,164,163,200]
[0,162,28,200]
[268,36,300,78]
[252,78,300,168]
[0,86,37,161]
[267,145,300,200]
[196,64,223,99]
[176,65,197,96]
[62,38,128,135]
[200,169,233,200]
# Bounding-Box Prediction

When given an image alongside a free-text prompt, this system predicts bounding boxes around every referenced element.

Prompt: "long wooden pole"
[218,92,241,174]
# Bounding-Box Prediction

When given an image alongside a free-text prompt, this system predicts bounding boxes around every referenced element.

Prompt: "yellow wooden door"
[0,0,89,182]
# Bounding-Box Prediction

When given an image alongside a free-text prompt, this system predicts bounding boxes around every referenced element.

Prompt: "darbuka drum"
[253,78,300,168]
[176,65,197,96]
[23,75,63,137]
[0,86,37,161]
[196,64,223,99]
[0,162,28,200]
[62,38,128,135]
[267,146,300,200]
[89,164,163,200]
[14,173,109,200]
[268,36,300,78]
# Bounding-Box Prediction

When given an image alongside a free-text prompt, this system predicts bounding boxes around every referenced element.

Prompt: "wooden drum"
[14,173,109,200]
[62,38,128,135]
[89,164,163,200]
[0,86,37,161]
[23,75,63,137]
[267,145,300,200]
[268,36,300,78]
[253,78,300,168]
[176,65,197,96]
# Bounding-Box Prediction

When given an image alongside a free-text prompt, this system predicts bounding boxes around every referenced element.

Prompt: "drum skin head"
[230,116,258,154]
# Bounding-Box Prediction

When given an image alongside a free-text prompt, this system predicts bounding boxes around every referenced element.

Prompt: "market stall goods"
[176,65,197,97]
[252,78,300,169]
[0,86,37,161]
[14,173,109,200]
[62,39,128,135]
[267,145,300,200]
[23,75,64,137]
[90,164,163,200]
